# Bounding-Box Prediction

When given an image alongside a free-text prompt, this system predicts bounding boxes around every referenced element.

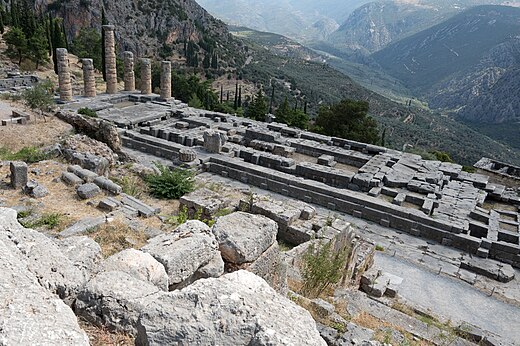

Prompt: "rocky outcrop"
[75,270,161,335]
[55,110,122,154]
[212,211,277,264]
[212,211,287,292]
[99,248,169,290]
[0,208,89,345]
[212,212,287,293]
[0,208,87,305]
[135,270,327,346]
[141,220,224,290]
[57,236,103,279]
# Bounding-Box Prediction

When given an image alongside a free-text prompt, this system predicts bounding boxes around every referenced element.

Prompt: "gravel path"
[375,252,520,343]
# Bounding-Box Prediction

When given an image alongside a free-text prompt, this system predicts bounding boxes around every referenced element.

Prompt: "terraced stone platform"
[64,94,520,268]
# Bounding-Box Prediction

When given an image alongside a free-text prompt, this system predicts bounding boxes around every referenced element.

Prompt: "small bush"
[0,146,50,163]
[301,239,351,298]
[78,107,98,118]
[462,165,476,173]
[115,175,146,198]
[145,164,195,199]
[375,244,385,251]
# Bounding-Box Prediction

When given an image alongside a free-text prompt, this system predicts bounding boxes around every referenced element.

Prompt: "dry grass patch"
[351,311,388,331]
[86,220,148,258]
[79,319,133,346]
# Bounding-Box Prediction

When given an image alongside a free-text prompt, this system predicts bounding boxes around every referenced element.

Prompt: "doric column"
[123,51,135,91]
[56,48,72,102]
[160,61,171,100]
[140,58,152,95]
[82,58,96,98]
[103,25,117,94]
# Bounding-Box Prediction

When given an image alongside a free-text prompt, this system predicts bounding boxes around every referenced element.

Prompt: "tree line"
[1,0,67,69]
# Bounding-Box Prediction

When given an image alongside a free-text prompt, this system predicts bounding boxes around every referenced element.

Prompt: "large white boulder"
[135,270,326,346]
[212,211,278,264]
[99,248,168,290]
[0,208,89,345]
[141,220,223,290]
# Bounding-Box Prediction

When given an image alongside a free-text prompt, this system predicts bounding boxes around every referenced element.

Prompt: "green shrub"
[301,239,351,298]
[375,244,385,251]
[462,165,477,173]
[20,213,64,230]
[145,164,195,199]
[78,107,98,118]
[0,146,50,163]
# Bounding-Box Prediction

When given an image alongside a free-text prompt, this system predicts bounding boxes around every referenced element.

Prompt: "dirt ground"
[0,112,73,151]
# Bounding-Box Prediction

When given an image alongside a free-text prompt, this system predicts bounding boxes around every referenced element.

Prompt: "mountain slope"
[330,0,509,55]
[195,0,371,42]
[235,27,520,165]
[372,5,520,124]
[45,0,242,66]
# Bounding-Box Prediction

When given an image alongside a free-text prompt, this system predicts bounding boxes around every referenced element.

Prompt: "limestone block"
[10,161,27,188]
[141,220,223,290]
[135,271,326,346]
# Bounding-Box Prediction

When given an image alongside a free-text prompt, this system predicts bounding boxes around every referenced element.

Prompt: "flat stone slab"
[60,216,106,237]
[460,257,515,283]
[121,194,160,217]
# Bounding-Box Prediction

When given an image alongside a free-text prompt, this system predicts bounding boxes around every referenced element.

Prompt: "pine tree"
[275,97,291,124]
[101,7,107,81]
[4,27,27,64]
[246,89,268,121]
[28,27,49,69]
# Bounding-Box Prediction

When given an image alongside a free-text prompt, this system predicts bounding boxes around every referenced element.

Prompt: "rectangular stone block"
[10,161,28,188]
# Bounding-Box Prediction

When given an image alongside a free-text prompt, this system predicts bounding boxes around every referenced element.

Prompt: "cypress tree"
[101,7,107,81]
[0,11,4,34]
[62,21,69,50]
[226,91,229,102]
[304,101,308,114]
[10,0,19,28]
[220,85,223,103]
[268,84,275,114]
[238,86,242,108]
[233,82,238,110]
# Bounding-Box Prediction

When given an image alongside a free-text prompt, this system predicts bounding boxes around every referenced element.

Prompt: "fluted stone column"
[103,25,117,94]
[82,58,96,98]
[160,61,172,100]
[56,48,73,102]
[123,51,135,91]
[140,58,152,95]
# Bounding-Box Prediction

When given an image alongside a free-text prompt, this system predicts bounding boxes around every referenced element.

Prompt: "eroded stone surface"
[135,270,326,346]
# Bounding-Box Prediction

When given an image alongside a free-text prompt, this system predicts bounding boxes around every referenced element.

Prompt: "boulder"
[0,208,87,304]
[75,270,161,335]
[135,270,326,346]
[24,180,49,198]
[77,182,102,199]
[57,236,103,279]
[0,208,89,345]
[212,211,277,264]
[100,249,168,290]
[141,220,223,290]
